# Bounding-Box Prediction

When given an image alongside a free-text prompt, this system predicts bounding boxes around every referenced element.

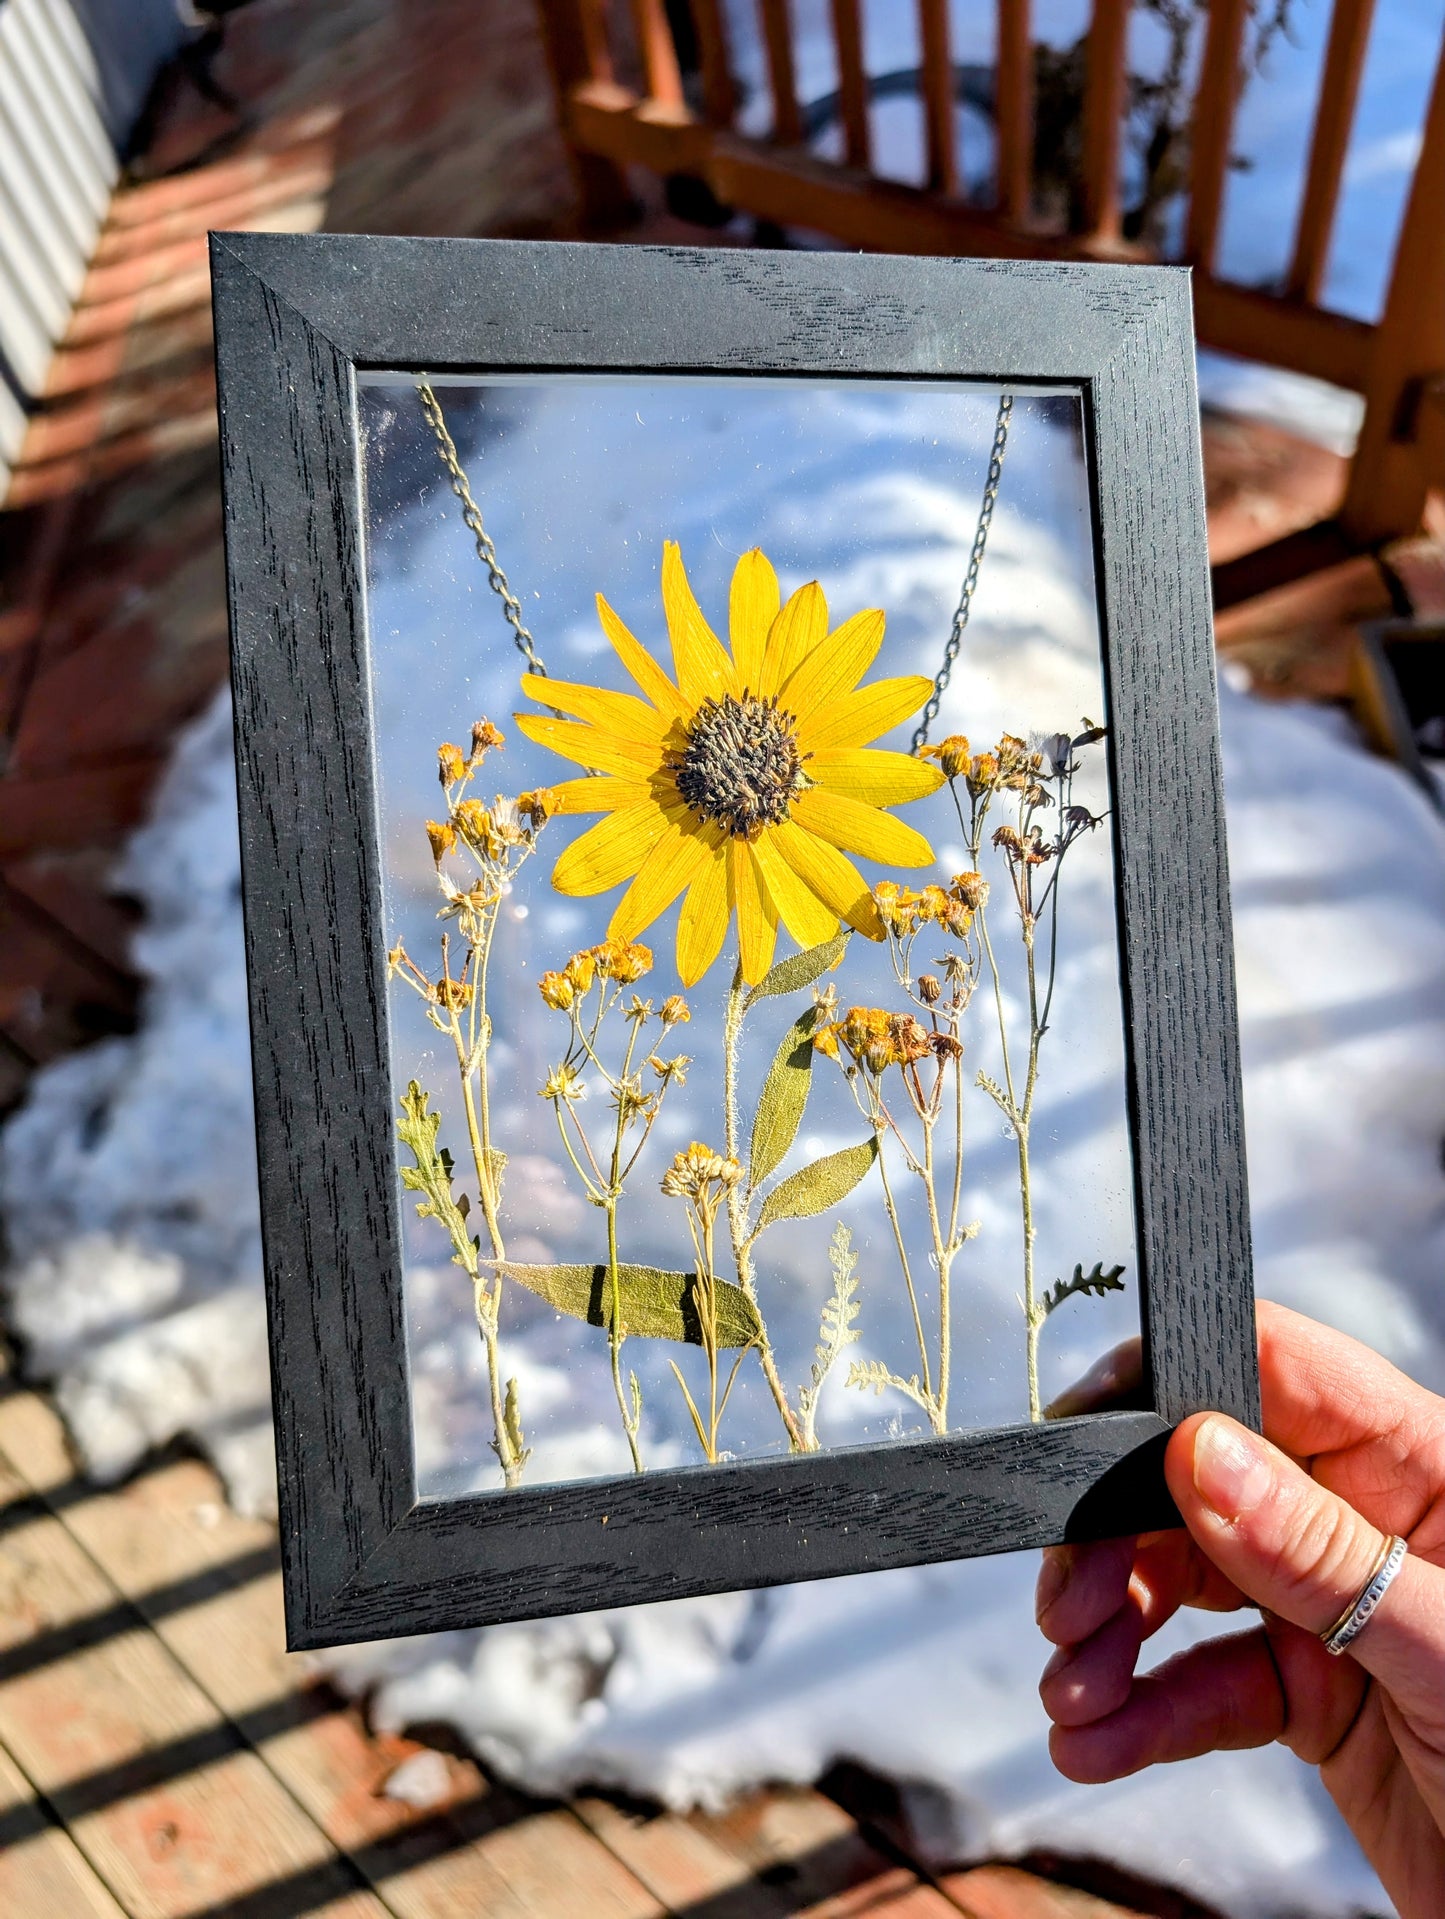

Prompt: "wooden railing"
[535,0,1445,582]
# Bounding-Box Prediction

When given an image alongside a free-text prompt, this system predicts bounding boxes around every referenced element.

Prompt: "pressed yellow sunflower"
[514,542,945,986]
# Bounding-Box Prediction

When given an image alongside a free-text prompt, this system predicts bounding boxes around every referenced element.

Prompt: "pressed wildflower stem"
[722,969,806,1452]
[669,1199,748,1462]
[874,1126,933,1408]
[447,986,526,1488]
[605,1008,647,1472]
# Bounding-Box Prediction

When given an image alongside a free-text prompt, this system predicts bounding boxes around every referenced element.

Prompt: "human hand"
[1036,1301,1445,1919]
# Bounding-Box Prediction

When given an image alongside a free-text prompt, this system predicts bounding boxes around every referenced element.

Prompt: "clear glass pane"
[358,372,1141,1497]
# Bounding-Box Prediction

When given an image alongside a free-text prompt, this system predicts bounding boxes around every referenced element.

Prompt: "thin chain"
[416,378,549,680]
[912,393,1013,753]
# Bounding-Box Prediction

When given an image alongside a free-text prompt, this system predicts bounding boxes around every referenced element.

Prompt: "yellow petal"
[798,675,934,752]
[676,837,730,986]
[760,581,827,696]
[546,775,662,816]
[792,787,936,867]
[520,673,669,744]
[662,541,736,707]
[771,821,884,940]
[730,840,778,985]
[514,712,662,781]
[751,829,838,948]
[778,606,885,717]
[811,748,946,805]
[728,548,780,693]
[597,594,688,721]
[552,804,670,896]
[608,809,716,942]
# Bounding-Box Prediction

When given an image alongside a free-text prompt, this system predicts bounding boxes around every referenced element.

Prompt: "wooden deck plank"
[0,1448,382,1919]
[0,1388,667,1919]
[0,1737,130,1918]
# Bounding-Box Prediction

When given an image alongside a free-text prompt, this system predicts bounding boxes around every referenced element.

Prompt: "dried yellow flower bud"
[517,787,557,826]
[921,733,971,778]
[438,742,468,786]
[426,819,456,864]
[949,870,989,911]
[873,880,918,937]
[564,949,596,995]
[593,938,653,984]
[471,719,505,757]
[432,977,473,1012]
[660,995,691,1027]
[538,970,575,1010]
[660,1142,742,1200]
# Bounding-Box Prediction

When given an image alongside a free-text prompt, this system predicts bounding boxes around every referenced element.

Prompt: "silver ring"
[1320,1535,1408,1657]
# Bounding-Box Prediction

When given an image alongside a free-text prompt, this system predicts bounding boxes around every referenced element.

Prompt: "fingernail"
[1035,1546,1073,1622]
[1193,1416,1273,1521]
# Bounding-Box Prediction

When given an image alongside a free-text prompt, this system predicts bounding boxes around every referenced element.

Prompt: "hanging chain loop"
[415,375,1010,744]
[912,392,1013,753]
[416,378,549,680]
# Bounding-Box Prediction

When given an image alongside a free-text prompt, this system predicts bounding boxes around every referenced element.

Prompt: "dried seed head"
[917,973,942,1005]
[471,719,505,758]
[539,1062,584,1102]
[661,994,691,1027]
[432,977,473,1012]
[673,693,806,839]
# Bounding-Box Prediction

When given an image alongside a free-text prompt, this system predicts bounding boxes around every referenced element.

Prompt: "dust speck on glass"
[357,371,1141,1499]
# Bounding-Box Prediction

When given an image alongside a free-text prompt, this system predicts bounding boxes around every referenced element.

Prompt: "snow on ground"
[5,665,1444,1917]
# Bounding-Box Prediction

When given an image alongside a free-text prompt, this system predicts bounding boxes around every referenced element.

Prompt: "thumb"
[1168,1413,1439,1705]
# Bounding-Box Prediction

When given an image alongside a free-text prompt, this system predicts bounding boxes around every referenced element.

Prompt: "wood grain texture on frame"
[209,235,1257,1650]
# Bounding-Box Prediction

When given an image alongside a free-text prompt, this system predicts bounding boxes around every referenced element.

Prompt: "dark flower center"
[674,694,806,839]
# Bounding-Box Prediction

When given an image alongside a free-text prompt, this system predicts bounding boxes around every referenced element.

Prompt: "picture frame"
[210,232,1257,1652]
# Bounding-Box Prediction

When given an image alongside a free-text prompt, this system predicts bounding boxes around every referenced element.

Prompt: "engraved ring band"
[1319,1534,1408,1657]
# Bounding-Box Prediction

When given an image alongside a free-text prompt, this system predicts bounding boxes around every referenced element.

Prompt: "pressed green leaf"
[744,930,849,1006]
[757,1137,878,1230]
[397,1081,475,1267]
[493,1260,763,1347]
[750,1004,817,1185]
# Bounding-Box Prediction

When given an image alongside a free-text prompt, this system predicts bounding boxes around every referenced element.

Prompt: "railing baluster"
[691,0,738,125]
[533,0,633,226]
[759,0,804,143]
[1079,0,1130,240]
[995,0,1032,224]
[1285,0,1376,303]
[1185,0,1250,273]
[1342,36,1445,543]
[831,0,872,169]
[917,0,959,195]
[630,0,686,106]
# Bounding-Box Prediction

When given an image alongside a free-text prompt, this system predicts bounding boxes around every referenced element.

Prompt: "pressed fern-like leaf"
[797,1223,862,1447]
[1040,1260,1127,1318]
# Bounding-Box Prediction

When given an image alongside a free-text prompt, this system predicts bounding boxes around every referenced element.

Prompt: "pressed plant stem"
[605,1008,646,1471]
[873,1125,934,1415]
[921,1116,953,1427]
[605,1196,643,1471]
[722,969,806,1452]
[446,938,526,1487]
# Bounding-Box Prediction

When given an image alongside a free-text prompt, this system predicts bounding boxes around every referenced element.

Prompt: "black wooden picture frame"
[210,232,1256,1652]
